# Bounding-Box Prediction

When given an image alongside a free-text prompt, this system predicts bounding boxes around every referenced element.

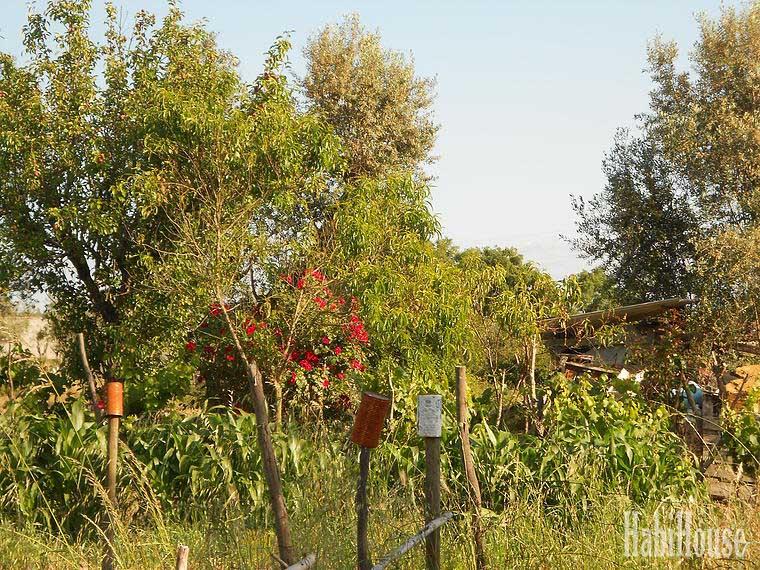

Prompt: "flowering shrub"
[187,269,370,417]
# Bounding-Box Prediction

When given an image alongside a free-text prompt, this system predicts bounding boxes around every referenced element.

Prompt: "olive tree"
[303,14,438,179]
[573,4,760,306]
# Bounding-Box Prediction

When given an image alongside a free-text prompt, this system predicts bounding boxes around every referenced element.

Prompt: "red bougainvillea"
[187,268,369,415]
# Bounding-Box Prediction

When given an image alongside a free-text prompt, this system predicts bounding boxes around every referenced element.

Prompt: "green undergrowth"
[0,490,758,569]
[1,374,754,568]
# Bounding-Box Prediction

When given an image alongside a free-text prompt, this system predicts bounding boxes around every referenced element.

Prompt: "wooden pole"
[351,392,390,570]
[424,437,441,569]
[455,366,487,570]
[248,361,294,565]
[417,394,442,570]
[102,414,120,570]
[106,416,119,504]
[217,300,294,565]
[7,342,13,401]
[175,544,189,570]
[77,332,103,418]
[102,379,124,570]
[357,446,371,570]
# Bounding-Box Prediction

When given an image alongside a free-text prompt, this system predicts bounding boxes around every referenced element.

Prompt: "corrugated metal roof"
[540,298,695,335]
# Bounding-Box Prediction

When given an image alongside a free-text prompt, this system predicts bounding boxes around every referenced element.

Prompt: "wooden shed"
[539,298,694,376]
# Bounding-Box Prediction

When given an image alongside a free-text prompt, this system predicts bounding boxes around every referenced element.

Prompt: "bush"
[722,408,760,474]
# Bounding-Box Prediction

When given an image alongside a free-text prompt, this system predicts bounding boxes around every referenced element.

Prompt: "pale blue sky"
[1,1,742,277]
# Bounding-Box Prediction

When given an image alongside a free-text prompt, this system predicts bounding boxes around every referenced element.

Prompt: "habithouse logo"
[624,508,749,559]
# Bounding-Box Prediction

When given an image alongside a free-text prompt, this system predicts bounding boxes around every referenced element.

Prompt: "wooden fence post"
[351,392,391,570]
[175,544,189,570]
[455,366,487,570]
[247,361,295,565]
[418,395,442,570]
[102,379,123,570]
[216,300,295,565]
[357,446,371,570]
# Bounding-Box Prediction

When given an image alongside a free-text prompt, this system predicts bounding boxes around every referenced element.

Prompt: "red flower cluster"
[283,267,327,290]
[187,270,370,414]
[346,314,369,344]
[298,350,319,371]
[244,319,265,336]
[310,269,326,282]
[209,302,230,317]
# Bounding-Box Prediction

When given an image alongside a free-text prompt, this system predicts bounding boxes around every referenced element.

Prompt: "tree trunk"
[529,337,537,410]
[217,298,294,565]
[247,360,295,565]
[275,378,284,431]
[66,246,119,324]
[495,370,506,429]
[77,333,103,419]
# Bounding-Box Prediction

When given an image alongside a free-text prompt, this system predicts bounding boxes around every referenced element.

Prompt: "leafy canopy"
[573,3,760,313]
[303,14,438,179]
[0,1,251,365]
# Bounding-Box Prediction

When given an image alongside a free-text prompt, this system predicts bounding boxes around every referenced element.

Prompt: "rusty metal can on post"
[351,392,391,448]
[105,380,124,418]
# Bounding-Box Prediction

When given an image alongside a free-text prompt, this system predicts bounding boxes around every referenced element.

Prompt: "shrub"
[722,408,760,474]
[188,269,370,420]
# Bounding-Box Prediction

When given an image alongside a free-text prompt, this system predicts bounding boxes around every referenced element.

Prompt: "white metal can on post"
[417,394,442,438]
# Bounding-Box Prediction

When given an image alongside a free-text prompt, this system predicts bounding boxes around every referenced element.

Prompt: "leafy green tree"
[328,175,473,424]
[574,4,759,307]
[138,28,352,414]
[692,226,760,357]
[643,4,760,354]
[572,131,698,302]
[645,5,760,229]
[138,33,346,563]
[563,268,618,312]
[441,244,580,429]
[302,14,438,179]
[574,3,760,391]
[0,1,247,368]
[454,248,534,427]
